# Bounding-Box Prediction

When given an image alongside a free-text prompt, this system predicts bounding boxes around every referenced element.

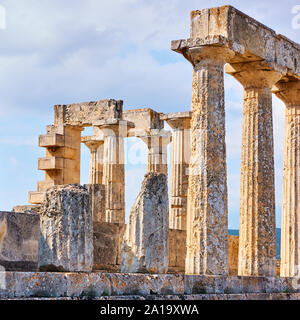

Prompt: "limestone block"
[107,274,184,296]
[54,100,123,126]
[38,185,93,272]
[0,211,40,271]
[85,184,106,223]
[93,222,125,272]
[123,108,164,132]
[66,273,111,297]
[168,229,186,273]
[228,236,239,276]
[121,173,169,274]
[14,272,67,298]
[186,6,300,76]
[12,205,41,214]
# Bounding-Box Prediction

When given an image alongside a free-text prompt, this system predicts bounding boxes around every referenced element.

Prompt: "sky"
[0,0,299,229]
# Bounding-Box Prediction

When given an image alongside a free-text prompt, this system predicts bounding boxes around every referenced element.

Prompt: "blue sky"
[0,0,299,229]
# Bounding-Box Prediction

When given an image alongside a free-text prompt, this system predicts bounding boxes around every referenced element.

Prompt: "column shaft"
[103,134,125,224]
[239,87,277,276]
[226,63,281,277]
[186,47,231,275]
[273,81,300,277]
[170,129,190,230]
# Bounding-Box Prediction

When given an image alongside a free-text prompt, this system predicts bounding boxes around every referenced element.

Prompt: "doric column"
[273,80,300,277]
[94,119,134,224]
[226,61,282,277]
[161,112,191,231]
[81,137,104,184]
[172,43,234,275]
[137,129,172,175]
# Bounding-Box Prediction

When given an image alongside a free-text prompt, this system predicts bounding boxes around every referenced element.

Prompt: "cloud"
[0,0,297,228]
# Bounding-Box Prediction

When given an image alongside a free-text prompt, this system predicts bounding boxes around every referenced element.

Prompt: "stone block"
[93,222,125,271]
[85,184,106,223]
[66,273,111,297]
[0,272,15,299]
[123,108,164,133]
[121,173,169,274]
[168,229,186,273]
[0,211,40,271]
[107,273,184,296]
[14,272,67,298]
[38,185,93,272]
[54,100,123,126]
[228,235,239,275]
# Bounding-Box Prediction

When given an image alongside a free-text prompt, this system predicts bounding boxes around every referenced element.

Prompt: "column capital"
[136,129,172,147]
[81,136,104,152]
[226,61,283,89]
[161,112,192,130]
[272,80,300,107]
[171,37,235,67]
[93,119,135,136]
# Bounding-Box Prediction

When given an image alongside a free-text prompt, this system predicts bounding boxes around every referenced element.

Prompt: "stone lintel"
[54,99,123,126]
[184,5,300,78]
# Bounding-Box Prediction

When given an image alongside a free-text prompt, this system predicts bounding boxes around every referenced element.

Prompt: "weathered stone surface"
[161,112,191,231]
[0,211,39,271]
[14,272,67,298]
[12,205,41,214]
[168,229,186,273]
[66,273,111,297]
[94,120,134,224]
[107,273,184,296]
[1,272,300,299]
[121,173,169,274]
[182,46,233,275]
[123,108,164,131]
[38,185,93,272]
[173,6,300,78]
[29,125,82,205]
[82,136,104,185]
[136,130,172,175]
[54,100,123,126]
[273,81,300,277]
[93,222,125,272]
[226,63,280,277]
[85,184,106,223]
[228,236,239,276]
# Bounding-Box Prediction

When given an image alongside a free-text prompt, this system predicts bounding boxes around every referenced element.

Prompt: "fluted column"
[162,112,191,231]
[226,61,282,277]
[182,46,234,275]
[94,119,133,224]
[82,137,104,184]
[273,81,300,277]
[139,130,172,175]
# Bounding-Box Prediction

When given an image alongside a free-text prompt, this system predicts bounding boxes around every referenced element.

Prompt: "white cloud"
[0,0,296,228]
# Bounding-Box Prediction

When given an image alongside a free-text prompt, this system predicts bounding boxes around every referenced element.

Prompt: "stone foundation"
[0,272,299,299]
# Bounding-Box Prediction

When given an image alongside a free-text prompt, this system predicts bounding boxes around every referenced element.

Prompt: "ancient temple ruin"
[1,5,300,299]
